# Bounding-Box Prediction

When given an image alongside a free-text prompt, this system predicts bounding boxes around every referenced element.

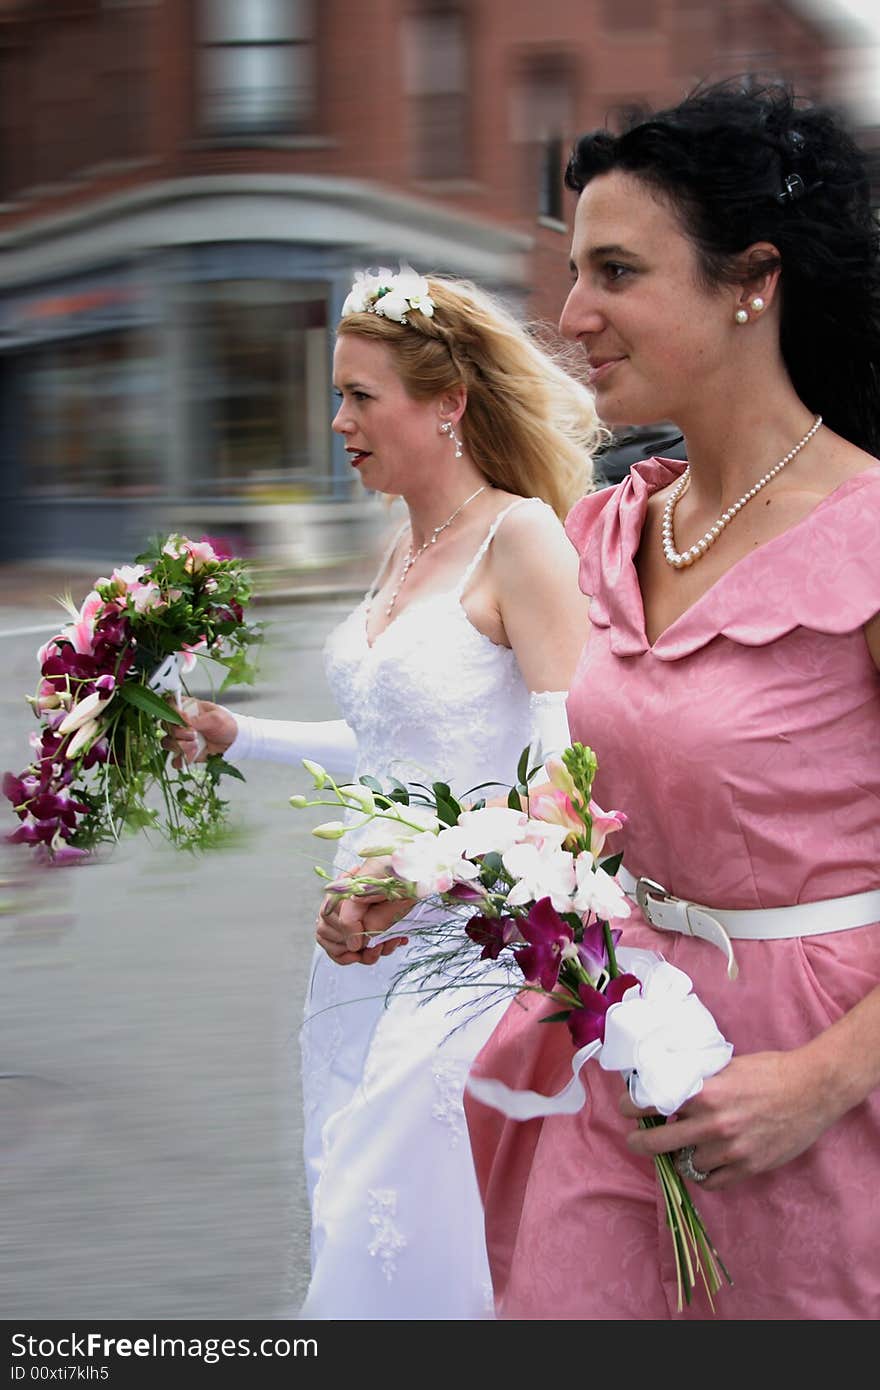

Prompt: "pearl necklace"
[384,485,487,617]
[662,414,823,569]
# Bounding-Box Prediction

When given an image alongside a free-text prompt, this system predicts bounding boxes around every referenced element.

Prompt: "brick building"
[0,0,851,561]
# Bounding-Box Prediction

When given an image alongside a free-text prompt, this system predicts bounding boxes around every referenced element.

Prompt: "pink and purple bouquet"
[293,744,733,1310]
[3,535,261,862]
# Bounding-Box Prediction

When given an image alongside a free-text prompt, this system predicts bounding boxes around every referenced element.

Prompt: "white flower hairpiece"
[340,264,435,325]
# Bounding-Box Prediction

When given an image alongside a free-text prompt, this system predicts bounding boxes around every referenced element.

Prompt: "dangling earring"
[735,308,749,325]
[750,296,765,313]
[440,420,463,458]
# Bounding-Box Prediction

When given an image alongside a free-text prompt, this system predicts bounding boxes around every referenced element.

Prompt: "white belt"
[618,867,880,981]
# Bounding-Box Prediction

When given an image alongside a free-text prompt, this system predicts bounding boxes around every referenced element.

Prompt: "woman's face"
[559,170,734,429]
[331,334,442,496]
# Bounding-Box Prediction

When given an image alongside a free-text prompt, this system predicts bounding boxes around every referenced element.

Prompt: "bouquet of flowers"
[3,535,261,862]
[292,744,734,1310]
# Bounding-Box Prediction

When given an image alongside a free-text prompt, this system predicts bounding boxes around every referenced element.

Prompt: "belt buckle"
[635,875,671,920]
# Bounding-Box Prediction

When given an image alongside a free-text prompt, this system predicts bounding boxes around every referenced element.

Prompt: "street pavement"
[0,597,355,1321]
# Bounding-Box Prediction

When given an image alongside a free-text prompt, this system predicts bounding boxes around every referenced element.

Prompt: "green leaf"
[206,755,246,784]
[516,745,530,786]
[358,775,384,794]
[600,851,623,877]
[460,779,503,798]
[431,781,452,802]
[118,682,187,725]
[538,1010,572,1025]
[507,787,522,811]
[217,649,259,691]
[388,777,410,804]
[122,805,159,831]
[435,795,460,828]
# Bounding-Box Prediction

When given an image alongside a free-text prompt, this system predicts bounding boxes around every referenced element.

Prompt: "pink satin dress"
[466,459,880,1320]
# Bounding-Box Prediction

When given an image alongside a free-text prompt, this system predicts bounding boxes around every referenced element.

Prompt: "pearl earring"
[750,296,765,312]
[440,420,463,458]
[735,308,749,325]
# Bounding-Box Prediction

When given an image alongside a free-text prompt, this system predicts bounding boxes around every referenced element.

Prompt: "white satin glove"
[528,690,571,766]
[226,713,358,780]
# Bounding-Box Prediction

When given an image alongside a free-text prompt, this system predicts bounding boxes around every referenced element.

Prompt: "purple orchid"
[448,882,488,903]
[566,973,640,1049]
[516,896,574,992]
[465,913,519,961]
[577,918,622,980]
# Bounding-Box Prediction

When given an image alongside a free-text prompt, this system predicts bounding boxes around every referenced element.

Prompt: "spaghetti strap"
[367,520,409,599]
[453,496,550,599]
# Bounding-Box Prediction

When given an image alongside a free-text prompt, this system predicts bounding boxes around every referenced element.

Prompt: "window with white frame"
[198,0,315,136]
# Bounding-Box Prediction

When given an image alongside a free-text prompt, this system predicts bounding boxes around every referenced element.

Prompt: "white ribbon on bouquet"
[465,947,733,1120]
[148,653,206,761]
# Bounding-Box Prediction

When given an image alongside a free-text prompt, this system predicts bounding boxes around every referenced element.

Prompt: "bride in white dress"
[167,268,601,1318]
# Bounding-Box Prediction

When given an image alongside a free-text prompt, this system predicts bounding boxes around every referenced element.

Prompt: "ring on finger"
[674,1144,710,1183]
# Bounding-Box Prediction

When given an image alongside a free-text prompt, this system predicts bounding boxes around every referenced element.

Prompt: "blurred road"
[0,599,353,1321]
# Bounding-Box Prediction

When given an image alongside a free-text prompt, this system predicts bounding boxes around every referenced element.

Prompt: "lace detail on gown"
[367,1190,407,1281]
[431,1056,469,1148]
[299,496,556,1320]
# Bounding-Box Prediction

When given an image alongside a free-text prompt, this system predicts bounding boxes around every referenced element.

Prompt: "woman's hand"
[162,699,237,767]
[620,1047,840,1191]
[316,858,414,966]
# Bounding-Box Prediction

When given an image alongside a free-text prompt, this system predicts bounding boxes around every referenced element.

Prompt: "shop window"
[198,0,315,136]
[23,331,162,498]
[185,282,329,497]
[403,2,471,180]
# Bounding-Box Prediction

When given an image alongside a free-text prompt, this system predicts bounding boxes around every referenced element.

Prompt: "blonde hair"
[336,276,604,519]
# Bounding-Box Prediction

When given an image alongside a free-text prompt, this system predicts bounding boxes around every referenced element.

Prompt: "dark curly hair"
[565,82,880,457]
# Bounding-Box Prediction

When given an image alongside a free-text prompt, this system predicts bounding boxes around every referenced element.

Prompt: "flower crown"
[340,265,435,325]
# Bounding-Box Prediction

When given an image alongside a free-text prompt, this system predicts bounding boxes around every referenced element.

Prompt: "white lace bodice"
[323,500,545,796]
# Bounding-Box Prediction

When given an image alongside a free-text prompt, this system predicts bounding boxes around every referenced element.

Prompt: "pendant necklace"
[384,484,487,617]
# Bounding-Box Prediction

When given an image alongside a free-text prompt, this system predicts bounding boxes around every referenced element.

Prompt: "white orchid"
[341,265,435,323]
[502,841,576,912]
[454,805,528,857]
[521,817,570,851]
[341,269,384,317]
[572,859,632,921]
[391,826,480,898]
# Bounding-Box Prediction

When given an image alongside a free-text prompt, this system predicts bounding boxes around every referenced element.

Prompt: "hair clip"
[777,173,806,204]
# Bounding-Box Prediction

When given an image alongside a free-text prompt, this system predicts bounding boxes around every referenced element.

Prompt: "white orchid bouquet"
[3,535,261,862]
[293,743,733,1310]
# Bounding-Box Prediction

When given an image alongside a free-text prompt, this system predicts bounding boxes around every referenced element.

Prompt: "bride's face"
[332,335,443,497]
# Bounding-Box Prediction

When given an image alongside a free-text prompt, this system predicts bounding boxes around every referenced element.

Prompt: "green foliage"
[118,682,187,724]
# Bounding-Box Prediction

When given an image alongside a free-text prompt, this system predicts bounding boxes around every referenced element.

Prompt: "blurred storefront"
[0,0,862,564]
[0,200,526,562]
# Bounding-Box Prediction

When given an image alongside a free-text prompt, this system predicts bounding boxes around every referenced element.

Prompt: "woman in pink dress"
[465,83,880,1319]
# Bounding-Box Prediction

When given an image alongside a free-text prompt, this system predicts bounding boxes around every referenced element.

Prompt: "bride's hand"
[161,699,237,767]
[316,860,414,966]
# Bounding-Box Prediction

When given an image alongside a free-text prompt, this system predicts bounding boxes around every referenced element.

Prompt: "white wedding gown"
[299,499,555,1320]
